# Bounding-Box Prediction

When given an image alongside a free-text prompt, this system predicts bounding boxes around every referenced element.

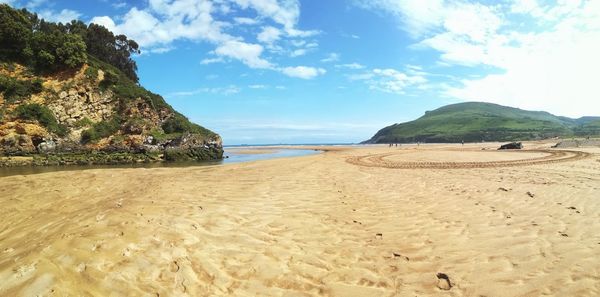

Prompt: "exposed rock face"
[49,88,116,125]
[498,142,523,150]
[0,63,223,165]
[163,134,224,161]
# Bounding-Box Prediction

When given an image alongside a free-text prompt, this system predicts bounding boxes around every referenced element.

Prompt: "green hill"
[0,4,222,165]
[364,102,600,144]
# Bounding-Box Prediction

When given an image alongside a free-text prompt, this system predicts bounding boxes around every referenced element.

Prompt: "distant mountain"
[363,102,600,144]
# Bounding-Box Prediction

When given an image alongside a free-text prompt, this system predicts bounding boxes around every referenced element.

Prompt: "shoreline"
[0,147,324,178]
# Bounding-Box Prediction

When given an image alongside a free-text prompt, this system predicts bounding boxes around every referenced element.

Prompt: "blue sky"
[3,0,600,144]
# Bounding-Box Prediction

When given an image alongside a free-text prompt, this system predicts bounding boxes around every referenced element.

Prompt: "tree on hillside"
[0,4,140,82]
[0,5,33,62]
[86,24,140,83]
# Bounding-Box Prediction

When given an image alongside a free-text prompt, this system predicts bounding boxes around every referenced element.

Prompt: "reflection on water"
[0,148,320,177]
[223,148,320,164]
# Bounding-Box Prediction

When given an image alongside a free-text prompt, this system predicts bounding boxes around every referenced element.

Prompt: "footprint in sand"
[392,252,410,261]
[169,261,180,272]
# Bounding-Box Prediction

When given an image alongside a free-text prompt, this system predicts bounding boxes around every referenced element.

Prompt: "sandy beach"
[1,142,600,296]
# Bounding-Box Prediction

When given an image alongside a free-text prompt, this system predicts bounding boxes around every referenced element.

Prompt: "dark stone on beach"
[393,252,410,261]
[436,273,452,290]
[527,192,535,198]
[498,142,523,150]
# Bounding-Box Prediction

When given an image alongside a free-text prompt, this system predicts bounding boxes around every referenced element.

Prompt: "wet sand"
[1,142,600,296]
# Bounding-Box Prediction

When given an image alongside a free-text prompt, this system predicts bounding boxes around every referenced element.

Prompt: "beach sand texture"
[1,142,600,296]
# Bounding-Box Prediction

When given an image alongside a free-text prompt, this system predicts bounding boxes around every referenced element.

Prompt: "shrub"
[81,115,121,143]
[84,65,98,81]
[0,75,43,102]
[162,112,215,137]
[14,103,67,136]
[162,113,193,134]
[73,117,93,128]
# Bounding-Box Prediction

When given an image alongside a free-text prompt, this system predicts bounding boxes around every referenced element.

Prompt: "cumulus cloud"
[355,0,446,38]
[351,68,427,94]
[281,66,326,79]
[335,63,365,70]
[169,85,241,97]
[257,26,281,45]
[89,0,321,79]
[234,17,259,25]
[321,53,340,63]
[249,84,267,89]
[359,0,600,117]
[214,40,273,69]
[39,9,82,23]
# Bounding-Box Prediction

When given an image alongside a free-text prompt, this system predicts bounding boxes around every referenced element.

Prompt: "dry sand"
[1,142,600,296]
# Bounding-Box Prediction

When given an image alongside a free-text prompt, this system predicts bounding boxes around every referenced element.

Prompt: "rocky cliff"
[0,60,223,166]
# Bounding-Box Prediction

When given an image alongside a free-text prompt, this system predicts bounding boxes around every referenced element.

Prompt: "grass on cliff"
[14,103,67,136]
[81,115,121,144]
[0,75,43,103]
[84,56,217,141]
[87,56,170,111]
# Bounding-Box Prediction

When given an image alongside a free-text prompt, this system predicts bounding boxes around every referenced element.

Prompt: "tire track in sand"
[346,150,591,169]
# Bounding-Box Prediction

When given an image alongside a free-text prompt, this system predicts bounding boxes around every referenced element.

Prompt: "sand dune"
[1,142,600,296]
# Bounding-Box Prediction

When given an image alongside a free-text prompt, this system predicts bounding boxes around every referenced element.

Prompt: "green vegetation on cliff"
[365,102,600,143]
[0,4,222,164]
[14,103,67,136]
[0,75,43,103]
[0,4,137,81]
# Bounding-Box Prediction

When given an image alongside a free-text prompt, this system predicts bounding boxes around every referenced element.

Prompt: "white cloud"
[352,68,427,94]
[231,0,318,37]
[26,0,46,9]
[234,17,259,25]
[89,15,117,31]
[112,1,128,10]
[200,57,225,65]
[335,63,365,70]
[169,85,241,97]
[214,40,272,69]
[321,53,340,63]
[146,46,174,54]
[356,0,446,38]
[0,0,17,4]
[359,0,600,117]
[89,0,321,79]
[257,26,281,45]
[39,9,82,23]
[281,66,326,79]
[249,84,267,89]
[290,48,307,57]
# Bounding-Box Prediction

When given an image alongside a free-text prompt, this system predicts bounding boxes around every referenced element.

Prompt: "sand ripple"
[1,143,600,296]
